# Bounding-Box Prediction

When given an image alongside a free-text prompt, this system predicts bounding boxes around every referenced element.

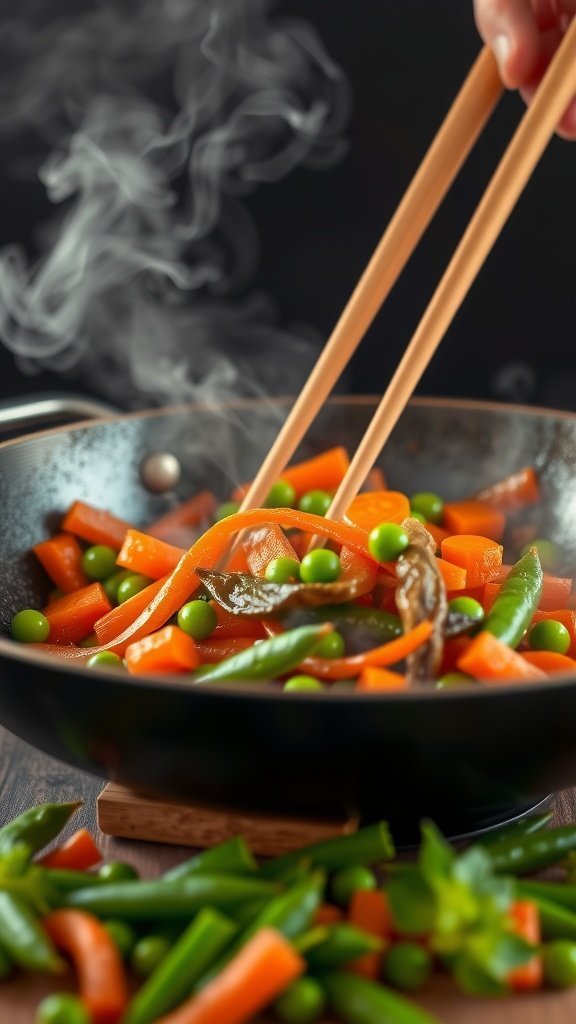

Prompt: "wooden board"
[98,782,357,855]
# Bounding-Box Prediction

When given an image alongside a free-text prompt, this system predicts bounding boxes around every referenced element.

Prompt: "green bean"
[483,548,543,648]
[261,822,394,879]
[0,802,81,857]
[42,869,108,895]
[0,893,63,973]
[518,880,576,913]
[474,811,553,848]
[518,893,576,941]
[303,924,383,972]
[486,826,576,875]
[323,971,442,1024]
[162,836,257,881]
[191,623,332,684]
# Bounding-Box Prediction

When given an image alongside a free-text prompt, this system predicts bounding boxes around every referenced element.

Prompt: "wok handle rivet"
[140,452,182,493]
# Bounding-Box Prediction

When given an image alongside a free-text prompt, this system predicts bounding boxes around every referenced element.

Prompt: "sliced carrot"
[300,621,433,680]
[348,890,392,978]
[125,625,199,675]
[344,491,411,534]
[61,501,133,550]
[521,650,576,675]
[440,535,503,588]
[532,609,576,657]
[474,467,540,512]
[435,558,467,591]
[117,530,185,580]
[424,522,450,551]
[439,636,472,675]
[39,829,102,870]
[94,578,167,646]
[482,582,502,613]
[233,447,350,505]
[456,631,546,683]
[484,576,572,614]
[362,467,387,491]
[43,909,128,1024]
[442,500,505,542]
[244,524,299,578]
[507,900,543,992]
[195,637,255,664]
[340,546,378,596]
[313,904,344,926]
[155,927,304,1024]
[223,544,252,574]
[45,584,112,645]
[356,667,408,691]
[147,491,217,542]
[33,534,89,594]
[446,585,486,604]
[211,604,266,640]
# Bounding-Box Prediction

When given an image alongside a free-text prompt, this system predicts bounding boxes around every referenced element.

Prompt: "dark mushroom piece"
[394,517,448,683]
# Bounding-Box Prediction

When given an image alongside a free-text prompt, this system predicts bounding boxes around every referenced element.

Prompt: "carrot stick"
[244,524,299,578]
[521,650,576,674]
[94,578,167,646]
[344,491,411,532]
[45,584,112,645]
[442,500,505,542]
[314,904,345,926]
[233,447,350,503]
[196,637,255,664]
[33,534,89,594]
[147,491,217,541]
[125,626,200,675]
[456,631,546,683]
[212,605,266,640]
[440,534,503,588]
[356,667,408,692]
[531,609,576,657]
[39,829,102,871]
[507,900,543,992]
[435,558,467,591]
[61,501,133,550]
[117,530,185,580]
[43,909,129,1024]
[155,927,304,1024]
[348,890,392,978]
[424,522,450,551]
[299,621,433,680]
[473,467,540,512]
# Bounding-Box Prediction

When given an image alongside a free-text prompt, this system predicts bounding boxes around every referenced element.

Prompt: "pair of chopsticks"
[238,21,576,528]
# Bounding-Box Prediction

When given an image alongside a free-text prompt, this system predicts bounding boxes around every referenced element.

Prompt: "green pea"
[448,596,485,623]
[542,940,576,988]
[117,574,152,604]
[178,600,217,640]
[10,609,50,644]
[368,523,409,563]
[522,538,561,572]
[98,861,139,883]
[265,479,297,509]
[300,549,342,584]
[215,501,240,521]
[103,570,132,604]
[331,866,376,907]
[410,492,444,525]
[435,672,476,690]
[265,557,301,584]
[409,510,427,524]
[86,651,124,670]
[103,919,137,958]
[81,545,118,581]
[298,490,332,517]
[314,631,345,659]
[35,993,91,1024]
[383,941,432,992]
[283,675,325,692]
[529,619,570,655]
[274,977,326,1024]
[131,934,171,978]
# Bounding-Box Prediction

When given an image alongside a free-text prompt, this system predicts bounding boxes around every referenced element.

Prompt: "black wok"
[2,395,576,842]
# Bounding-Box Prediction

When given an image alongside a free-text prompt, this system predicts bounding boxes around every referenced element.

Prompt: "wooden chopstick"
[324,16,576,525]
[237,47,502,514]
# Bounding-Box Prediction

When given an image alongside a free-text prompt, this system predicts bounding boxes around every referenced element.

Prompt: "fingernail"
[492,33,511,74]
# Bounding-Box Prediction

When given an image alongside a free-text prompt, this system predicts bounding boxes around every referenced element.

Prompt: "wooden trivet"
[98,782,357,856]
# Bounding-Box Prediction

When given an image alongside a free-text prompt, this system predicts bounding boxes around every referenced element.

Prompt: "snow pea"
[261,821,395,879]
[483,548,543,648]
[474,811,553,848]
[0,802,80,857]
[302,924,383,972]
[518,880,576,914]
[0,893,63,973]
[487,826,576,875]
[323,972,442,1024]
[191,623,332,684]
[162,836,257,882]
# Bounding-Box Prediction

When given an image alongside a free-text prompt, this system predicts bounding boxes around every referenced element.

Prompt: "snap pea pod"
[261,821,395,879]
[162,836,257,882]
[517,892,576,941]
[486,826,576,875]
[124,908,236,1024]
[61,874,278,919]
[302,924,383,972]
[483,548,543,648]
[42,869,110,894]
[0,893,63,973]
[323,971,442,1024]
[518,880,576,913]
[475,811,553,848]
[0,801,81,857]
[191,623,332,684]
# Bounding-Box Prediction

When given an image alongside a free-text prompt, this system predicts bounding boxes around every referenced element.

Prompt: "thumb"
[474,0,542,87]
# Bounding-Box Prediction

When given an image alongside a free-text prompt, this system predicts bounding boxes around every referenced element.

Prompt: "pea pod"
[519,893,576,941]
[303,924,383,972]
[42,868,110,895]
[191,623,332,684]
[474,811,553,848]
[0,893,63,973]
[282,604,402,653]
[162,836,257,882]
[486,826,576,875]
[518,880,576,913]
[0,802,81,857]
[261,821,395,879]
[323,971,442,1024]
[483,548,543,648]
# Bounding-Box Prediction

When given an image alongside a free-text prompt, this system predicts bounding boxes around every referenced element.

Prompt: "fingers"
[520,25,576,138]
[474,0,542,86]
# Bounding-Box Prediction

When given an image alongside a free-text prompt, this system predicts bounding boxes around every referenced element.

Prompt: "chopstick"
[324,16,576,524]
[236,47,503,514]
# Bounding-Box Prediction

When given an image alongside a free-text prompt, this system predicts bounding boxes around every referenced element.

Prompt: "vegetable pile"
[5,801,576,1022]
[9,448,576,688]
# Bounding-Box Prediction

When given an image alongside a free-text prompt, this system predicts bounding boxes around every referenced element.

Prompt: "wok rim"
[2,392,576,704]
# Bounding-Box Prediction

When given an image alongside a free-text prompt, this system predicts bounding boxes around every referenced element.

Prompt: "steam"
[0,0,349,407]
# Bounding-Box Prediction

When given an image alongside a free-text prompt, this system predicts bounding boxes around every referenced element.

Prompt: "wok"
[1,394,576,842]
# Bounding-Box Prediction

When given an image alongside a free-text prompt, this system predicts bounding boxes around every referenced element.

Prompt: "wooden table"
[3,724,576,1023]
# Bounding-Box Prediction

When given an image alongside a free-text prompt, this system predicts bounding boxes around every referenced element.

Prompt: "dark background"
[0,0,573,410]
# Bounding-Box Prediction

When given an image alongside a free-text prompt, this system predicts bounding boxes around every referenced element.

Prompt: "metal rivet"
[140,452,182,493]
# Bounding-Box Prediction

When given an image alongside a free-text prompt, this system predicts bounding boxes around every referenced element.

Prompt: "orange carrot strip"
[442,500,505,542]
[155,927,304,1024]
[117,530,185,580]
[424,522,450,551]
[244,524,299,578]
[440,535,503,588]
[33,534,89,594]
[474,467,540,512]
[125,626,199,675]
[348,890,392,979]
[223,544,252,573]
[532,609,576,657]
[233,447,350,504]
[457,631,545,683]
[39,829,102,870]
[356,667,408,692]
[211,604,266,640]
[340,546,378,595]
[521,650,576,675]
[435,558,467,591]
[45,584,112,645]
[147,491,217,541]
[94,578,167,646]
[300,621,433,680]
[195,637,255,664]
[43,909,128,1024]
[508,900,543,992]
[313,904,344,926]
[484,576,572,614]
[61,501,133,550]
[344,491,411,532]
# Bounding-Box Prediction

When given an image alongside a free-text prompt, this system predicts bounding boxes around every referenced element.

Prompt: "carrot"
[300,621,433,680]
[244,524,299,578]
[532,609,576,657]
[125,626,200,675]
[314,904,344,926]
[195,638,255,664]
[39,829,101,870]
[424,522,450,551]
[439,636,471,675]
[474,467,540,512]
[521,650,576,675]
[94,578,167,646]
[356,667,408,691]
[344,491,411,532]
[61,501,133,550]
[507,900,543,992]
[340,546,378,594]
[442,500,505,542]
[223,544,252,573]
[117,529,185,580]
[33,534,89,594]
[362,467,387,491]
[45,584,112,645]
[211,604,266,640]
[43,909,128,1024]
[440,535,503,588]
[348,890,392,978]
[155,927,304,1024]
[484,576,572,614]
[456,631,546,683]
[147,491,217,541]
[233,447,350,504]
[435,558,467,591]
